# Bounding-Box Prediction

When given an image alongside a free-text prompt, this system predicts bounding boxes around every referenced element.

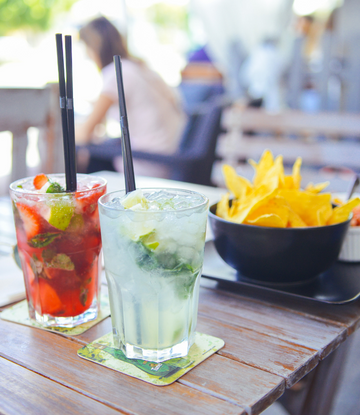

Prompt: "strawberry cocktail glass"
[9,173,107,327]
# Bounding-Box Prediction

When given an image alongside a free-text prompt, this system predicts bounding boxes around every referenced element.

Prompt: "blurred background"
[0,0,359,187]
[1,2,360,414]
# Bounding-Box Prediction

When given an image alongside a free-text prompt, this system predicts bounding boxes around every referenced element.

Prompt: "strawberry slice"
[33,174,49,190]
[17,203,45,240]
[75,187,106,217]
[38,279,63,315]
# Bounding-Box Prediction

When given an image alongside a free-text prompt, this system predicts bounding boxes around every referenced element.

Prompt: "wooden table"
[1,172,360,415]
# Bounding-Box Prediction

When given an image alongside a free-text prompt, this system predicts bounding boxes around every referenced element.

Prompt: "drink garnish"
[46,182,65,193]
[47,201,75,230]
[121,189,148,210]
[29,232,61,248]
[33,174,66,193]
[34,174,49,189]
[17,203,46,240]
[45,253,75,271]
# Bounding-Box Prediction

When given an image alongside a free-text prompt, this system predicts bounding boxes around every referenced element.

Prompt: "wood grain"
[179,354,285,415]
[0,356,121,415]
[197,316,319,387]
[0,319,244,415]
[209,281,360,334]
[199,288,348,358]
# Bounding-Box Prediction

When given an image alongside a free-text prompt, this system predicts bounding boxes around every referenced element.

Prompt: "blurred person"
[178,45,225,113]
[240,38,285,111]
[76,16,186,177]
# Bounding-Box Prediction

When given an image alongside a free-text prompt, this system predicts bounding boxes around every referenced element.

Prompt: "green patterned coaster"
[0,293,110,336]
[77,332,225,386]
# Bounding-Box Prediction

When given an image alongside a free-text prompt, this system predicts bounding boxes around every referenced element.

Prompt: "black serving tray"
[202,240,360,304]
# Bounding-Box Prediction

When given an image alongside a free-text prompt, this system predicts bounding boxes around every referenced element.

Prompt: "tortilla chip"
[278,189,332,227]
[305,182,330,194]
[292,157,302,189]
[249,150,274,187]
[222,164,252,201]
[218,150,354,229]
[260,155,285,193]
[327,197,360,225]
[216,193,231,220]
[247,214,286,228]
[287,208,307,228]
[231,186,277,224]
[245,196,289,226]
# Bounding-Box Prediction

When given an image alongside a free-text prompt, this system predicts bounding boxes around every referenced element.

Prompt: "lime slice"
[139,230,159,251]
[67,214,84,232]
[121,189,148,210]
[48,202,75,231]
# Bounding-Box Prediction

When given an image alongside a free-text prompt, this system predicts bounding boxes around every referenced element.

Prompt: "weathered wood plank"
[0,356,122,415]
[0,319,244,415]
[196,316,319,388]
[74,302,319,388]
[179,354,285,415]
[75,290,322,388]
[198,288,348,358]
[206,281,360,334]
[223,106,360,137]
[75,314,113,345]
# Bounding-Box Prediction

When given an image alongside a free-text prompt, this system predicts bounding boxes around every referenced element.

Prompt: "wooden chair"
[219,105,360,172]
[85,97,227,187]
[131,97,226,186]
[0,83,63,184]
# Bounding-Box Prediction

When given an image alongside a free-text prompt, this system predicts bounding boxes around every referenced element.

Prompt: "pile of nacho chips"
[217,150,360,228]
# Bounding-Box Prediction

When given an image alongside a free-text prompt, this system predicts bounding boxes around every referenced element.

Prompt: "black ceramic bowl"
[209,203,351,284]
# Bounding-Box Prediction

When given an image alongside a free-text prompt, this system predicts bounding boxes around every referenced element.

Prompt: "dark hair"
[79,16,129,69]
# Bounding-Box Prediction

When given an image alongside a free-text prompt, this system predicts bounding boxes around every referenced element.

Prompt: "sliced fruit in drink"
[38,279,63,315]
[139,230,159,251]
[121,189,148,209]
[17,203,45,240]
[47,200,75,231]
[33,174,49,190]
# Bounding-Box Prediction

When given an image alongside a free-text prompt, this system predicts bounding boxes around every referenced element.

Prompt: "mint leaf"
[47,253,75,270]
[29,233,61,248]
[132,240,199,299]
[42,249,57,263]
[46,181,65,193]
[80,287,88,306]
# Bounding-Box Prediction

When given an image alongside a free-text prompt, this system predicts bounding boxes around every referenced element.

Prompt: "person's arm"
[75,94,114,144]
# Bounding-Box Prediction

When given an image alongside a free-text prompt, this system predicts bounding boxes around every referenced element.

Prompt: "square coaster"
[77,332,225,386]
[0,292,110,336]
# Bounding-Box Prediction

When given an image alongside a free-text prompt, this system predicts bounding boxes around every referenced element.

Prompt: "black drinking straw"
[114,55,136,193]
[64,35,77,192]
[55,33,77,192]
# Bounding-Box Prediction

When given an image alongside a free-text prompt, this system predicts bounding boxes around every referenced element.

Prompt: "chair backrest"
[170,97,225,185]
[0,84,63,184]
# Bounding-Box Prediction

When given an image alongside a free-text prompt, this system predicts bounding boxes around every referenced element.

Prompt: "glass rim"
[98,187,209,213]
[9,173,107,195]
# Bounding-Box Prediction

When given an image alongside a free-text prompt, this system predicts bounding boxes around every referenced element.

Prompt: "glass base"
[114,335,194,363]
[29,298,99,328]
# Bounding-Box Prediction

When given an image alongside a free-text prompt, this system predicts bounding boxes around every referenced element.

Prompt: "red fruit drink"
[10,174,107,327]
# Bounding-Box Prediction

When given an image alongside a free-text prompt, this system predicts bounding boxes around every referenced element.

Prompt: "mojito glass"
[10,174,107,327]
[99,188,209,362]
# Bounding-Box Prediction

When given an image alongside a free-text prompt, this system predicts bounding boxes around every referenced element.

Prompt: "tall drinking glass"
[99,188,209,362]
[10,174,107,327]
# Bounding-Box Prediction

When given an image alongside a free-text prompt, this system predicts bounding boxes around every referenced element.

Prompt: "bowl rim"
[209,201,352,231]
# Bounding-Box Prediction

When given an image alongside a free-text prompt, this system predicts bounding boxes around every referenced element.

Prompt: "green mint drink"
[99,189,208,362]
